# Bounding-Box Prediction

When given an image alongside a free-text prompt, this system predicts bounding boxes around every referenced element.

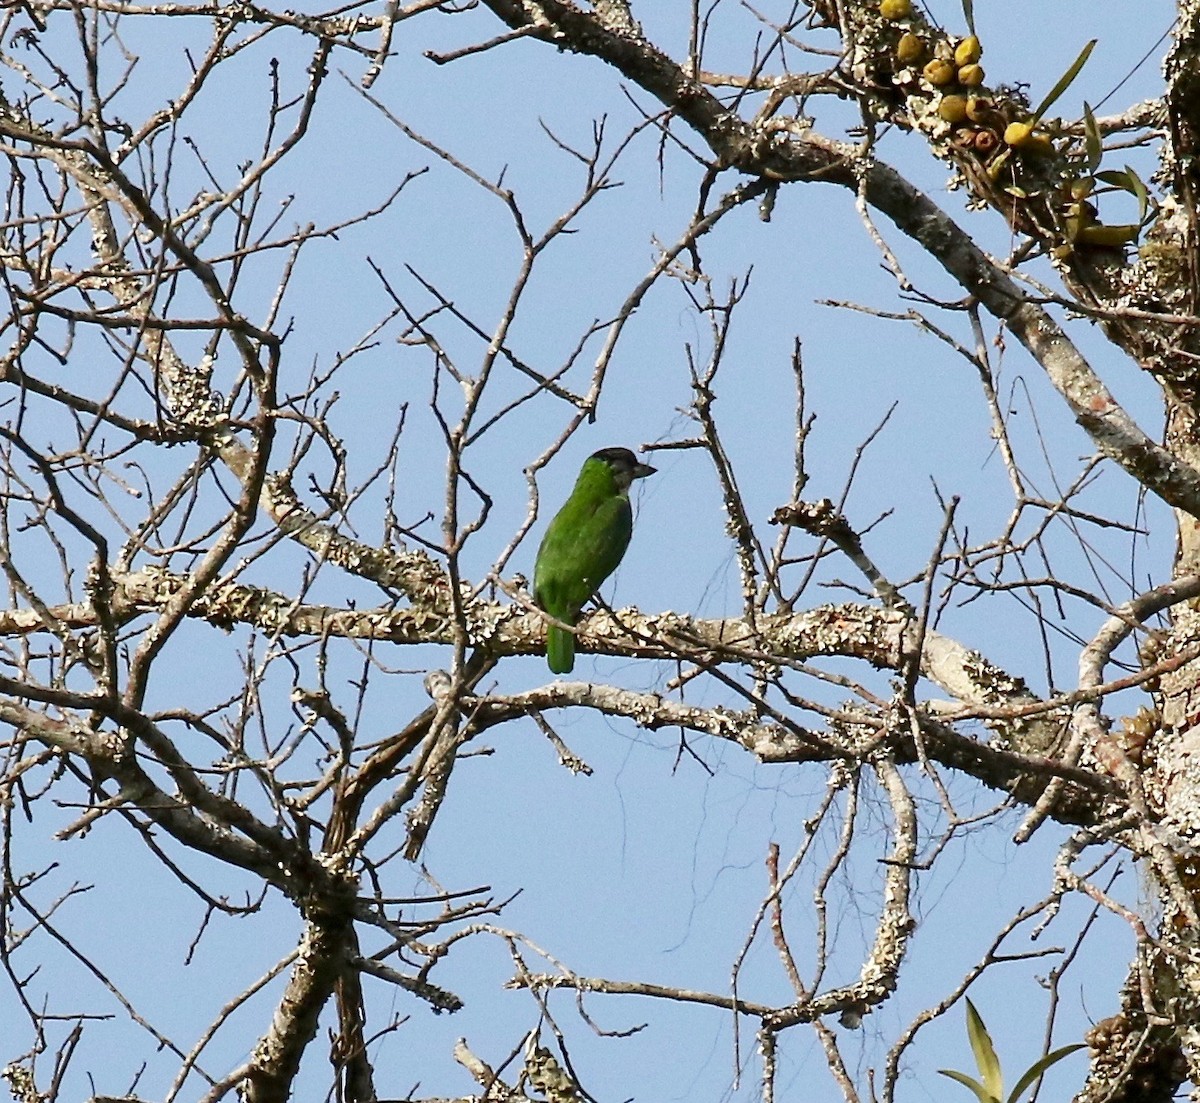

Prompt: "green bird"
[533,447,657,674]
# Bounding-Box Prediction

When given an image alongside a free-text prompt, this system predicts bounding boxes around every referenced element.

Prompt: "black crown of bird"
[533,447,656,674]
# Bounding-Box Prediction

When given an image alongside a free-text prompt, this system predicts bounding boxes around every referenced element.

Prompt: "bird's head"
[590,447,656,492]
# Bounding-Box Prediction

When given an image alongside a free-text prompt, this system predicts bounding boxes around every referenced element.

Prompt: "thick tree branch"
[475,0,1200,517]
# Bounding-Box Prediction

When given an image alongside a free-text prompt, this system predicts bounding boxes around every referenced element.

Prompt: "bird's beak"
[632,460,656,479]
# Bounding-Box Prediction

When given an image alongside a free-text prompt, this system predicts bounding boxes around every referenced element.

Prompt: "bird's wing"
[534,495,633,618]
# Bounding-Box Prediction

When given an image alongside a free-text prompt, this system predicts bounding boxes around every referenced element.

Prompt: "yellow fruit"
[938,95,969,123]
[957,63,985,86]
[1004,121,1035,147]
[879,0,912,19]
[954,35,982,66]
[896,32,924,63]
[966,96,993,123]
[923,59,956,86]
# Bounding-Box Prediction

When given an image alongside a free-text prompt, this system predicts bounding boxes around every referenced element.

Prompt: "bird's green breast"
[533,459,634,621]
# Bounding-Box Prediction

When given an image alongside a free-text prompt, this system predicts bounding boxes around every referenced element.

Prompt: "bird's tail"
[546,624,574,674]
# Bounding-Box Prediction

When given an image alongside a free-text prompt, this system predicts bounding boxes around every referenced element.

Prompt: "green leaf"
[1091,164,1153,226]
[1125,164,1151,223]
[966,999,1004,1101]
[1082,102,1102,173]
[961,0,976,36]
[938,1068,999,1103]
[1095,169,1135,192]
[1032,40,1097,122]
[1006,1044,1086,1103]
